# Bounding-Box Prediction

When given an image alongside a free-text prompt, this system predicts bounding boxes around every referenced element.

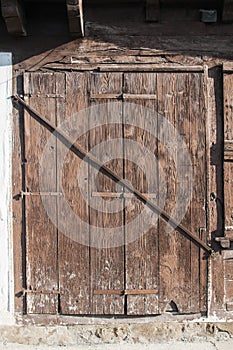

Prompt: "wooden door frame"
[12,63,222,322]
[0,52,14,325]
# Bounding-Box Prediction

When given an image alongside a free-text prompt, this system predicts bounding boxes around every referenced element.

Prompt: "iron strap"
[13,94,212,255]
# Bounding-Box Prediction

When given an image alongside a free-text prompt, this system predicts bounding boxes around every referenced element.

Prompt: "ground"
[1,342,233,350]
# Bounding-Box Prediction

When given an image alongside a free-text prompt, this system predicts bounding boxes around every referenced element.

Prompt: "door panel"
[23,70,208,316]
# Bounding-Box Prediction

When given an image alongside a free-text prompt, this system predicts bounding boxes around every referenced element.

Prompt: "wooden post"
[222,0,233,22]
[66,0,84,37]
[146,0,160,22]
[1,0,27,36]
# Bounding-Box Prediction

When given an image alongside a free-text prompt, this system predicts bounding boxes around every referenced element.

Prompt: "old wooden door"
[23,70,207,316]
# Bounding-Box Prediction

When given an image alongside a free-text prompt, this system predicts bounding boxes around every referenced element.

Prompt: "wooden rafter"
[66,0,84,37]
[1,0,27,36]
[146,0,160,22]
[222,0,233,22]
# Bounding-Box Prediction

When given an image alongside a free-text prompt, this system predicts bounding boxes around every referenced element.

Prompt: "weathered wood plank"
[188,72,207,313]
[124,72,159,315]
[66,0,84,37]
[224,73,233,142]
[207,66,225,315]
[223,73,233,237]
[157,72,178,313]
[12,71,24,313]
[57,72,90,314]
[223,0,233,22]
[24,72,59,314]
[224,162,233,230]
[1,0,27,36]
[157,72,207,314]
[44,63,204,72]
[89,73,125,315]
[146,0,160,22]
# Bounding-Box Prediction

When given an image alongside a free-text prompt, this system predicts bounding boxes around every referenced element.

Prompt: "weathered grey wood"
[223,0,233,22]
[146,0,160,22]
[66,0,84,37]
[1,0,27,36]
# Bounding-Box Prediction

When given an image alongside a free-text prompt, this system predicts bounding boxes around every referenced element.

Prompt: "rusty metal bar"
[20,191,62,198]
[94,290,124,295]
[94,289,158,295]
[91,192,158,198]
[13,94,212,254]
[23,289,63,296]
[90,93,157,100]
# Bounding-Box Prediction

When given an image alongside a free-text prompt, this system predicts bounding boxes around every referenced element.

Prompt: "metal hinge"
[215,236,233,249]
[215,237,231,249]
[215,227,233,249]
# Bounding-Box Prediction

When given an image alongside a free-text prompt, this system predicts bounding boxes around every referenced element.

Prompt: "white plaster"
[0,53,14,324]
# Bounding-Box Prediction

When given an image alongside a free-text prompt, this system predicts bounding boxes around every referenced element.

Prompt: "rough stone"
[0,322,232,347]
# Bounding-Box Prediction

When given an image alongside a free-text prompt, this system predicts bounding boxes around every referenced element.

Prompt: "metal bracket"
[19,191,62,199]
[215,237,232,249]
[94,289,158,296]
[16,289,63,297]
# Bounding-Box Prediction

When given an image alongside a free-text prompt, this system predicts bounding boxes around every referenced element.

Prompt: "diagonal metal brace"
[13,94,212,255]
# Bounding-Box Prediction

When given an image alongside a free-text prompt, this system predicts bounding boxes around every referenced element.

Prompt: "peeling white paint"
[0,53,14,325]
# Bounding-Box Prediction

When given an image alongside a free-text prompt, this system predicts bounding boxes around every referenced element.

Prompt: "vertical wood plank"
[57,72,90,314]
[24,72,61,314]
[175,73,193,313]
[188,72,207,313]
[223,71,233,312]
[158,72,180,313]
[89,73,125,315]
[224,72,233,234]
[12,72,24,313]
[157,72,207,314]
[207,67,224,315]
[124,73,159,315]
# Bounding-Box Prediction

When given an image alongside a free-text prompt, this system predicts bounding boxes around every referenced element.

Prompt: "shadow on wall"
[0,0,232,66]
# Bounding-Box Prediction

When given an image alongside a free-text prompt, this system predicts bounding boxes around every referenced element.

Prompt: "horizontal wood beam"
[1,0,27,36]
[146,0,160,22]
[43,63,204,72]
[222,0,233,22]
[66,0,84,37]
